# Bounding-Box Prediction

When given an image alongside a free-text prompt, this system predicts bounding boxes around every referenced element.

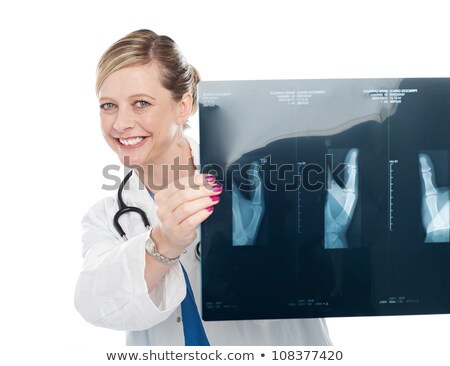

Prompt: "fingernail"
[206,206,214,212]
[212,184,222,192]
[210,195,220,202]
[205,175,215,183]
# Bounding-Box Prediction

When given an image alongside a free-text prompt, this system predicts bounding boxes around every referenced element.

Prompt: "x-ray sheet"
[199,78,450,321]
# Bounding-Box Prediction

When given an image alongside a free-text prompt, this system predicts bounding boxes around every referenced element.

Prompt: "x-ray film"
[199,78,450,320]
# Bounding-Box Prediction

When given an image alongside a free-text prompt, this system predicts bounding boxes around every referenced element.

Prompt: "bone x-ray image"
[325,148,360,249]
[419,151,450,243]
[199,78,450,321]
[232,161,265,246]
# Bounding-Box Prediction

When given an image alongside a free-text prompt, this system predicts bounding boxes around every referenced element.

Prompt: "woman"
[74,29,332,346]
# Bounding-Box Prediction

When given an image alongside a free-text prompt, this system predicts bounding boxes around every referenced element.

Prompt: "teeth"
[119,137,144,146]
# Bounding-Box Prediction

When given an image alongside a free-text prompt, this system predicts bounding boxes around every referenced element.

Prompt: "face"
[98,62,190,167]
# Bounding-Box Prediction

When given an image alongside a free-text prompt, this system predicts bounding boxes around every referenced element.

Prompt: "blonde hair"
[96,29,201,115]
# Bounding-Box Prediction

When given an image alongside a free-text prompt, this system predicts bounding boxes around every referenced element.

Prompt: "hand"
[232,161,265,246]
[152,174,222,257]
[324,148,359,249]
[419,153,450,243]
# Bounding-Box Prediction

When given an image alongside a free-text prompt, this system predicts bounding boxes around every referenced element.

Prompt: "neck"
[138,139,196,194]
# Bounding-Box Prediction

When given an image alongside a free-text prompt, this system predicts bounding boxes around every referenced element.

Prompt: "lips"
[116,136,150,149]
[119,137,144,146]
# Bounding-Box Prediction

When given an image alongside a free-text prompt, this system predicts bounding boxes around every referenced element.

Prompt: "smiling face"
[98,62,189,168]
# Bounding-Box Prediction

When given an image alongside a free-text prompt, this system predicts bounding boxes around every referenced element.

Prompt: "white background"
[1,0,450,364]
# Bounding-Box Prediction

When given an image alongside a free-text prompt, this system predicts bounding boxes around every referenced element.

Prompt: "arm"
[74,198,186,331]
[144,173,221,290]
[74,174,221,331]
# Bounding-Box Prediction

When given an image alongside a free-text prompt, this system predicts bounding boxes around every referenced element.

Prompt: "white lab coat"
[74,137,332,346]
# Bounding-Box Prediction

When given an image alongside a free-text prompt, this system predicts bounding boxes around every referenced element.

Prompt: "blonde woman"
[74,29,332,346]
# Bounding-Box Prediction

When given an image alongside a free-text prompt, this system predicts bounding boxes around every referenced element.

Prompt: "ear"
[176,92,193,126]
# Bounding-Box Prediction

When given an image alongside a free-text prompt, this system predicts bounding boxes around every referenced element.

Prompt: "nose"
[113,106,136,133]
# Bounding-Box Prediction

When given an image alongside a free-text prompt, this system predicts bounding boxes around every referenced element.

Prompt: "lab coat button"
[176,316,181,323]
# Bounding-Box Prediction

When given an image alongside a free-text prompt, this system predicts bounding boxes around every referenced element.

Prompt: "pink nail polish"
[210,195,220,202]
[205,175,215,183]
[212,184,222,192]
[206,206,214,212]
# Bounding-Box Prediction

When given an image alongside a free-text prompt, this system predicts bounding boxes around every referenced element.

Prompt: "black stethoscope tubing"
[113,170,201,260]
[113,171,150,241]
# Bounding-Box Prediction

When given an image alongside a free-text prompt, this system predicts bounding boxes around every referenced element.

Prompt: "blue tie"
[147,189,210,346]
[180,264,210,346]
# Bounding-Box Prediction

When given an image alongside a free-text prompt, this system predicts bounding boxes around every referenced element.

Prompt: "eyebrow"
[128,93,156,101]
[98,97,116,103]
[98,94,156,103]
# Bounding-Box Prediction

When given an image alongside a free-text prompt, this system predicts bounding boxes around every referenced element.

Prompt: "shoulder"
[79,195,123,256]
[83,195,117,219]
[81,194,119,235]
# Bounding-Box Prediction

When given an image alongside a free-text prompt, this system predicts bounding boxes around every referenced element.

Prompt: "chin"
[119,154,147,169]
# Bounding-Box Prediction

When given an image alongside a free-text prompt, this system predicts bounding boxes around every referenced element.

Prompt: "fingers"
[153,173,222,250]
[326,164,335,192]
[156,173,220,210]
[247,161,263,202]
[155,173,214,201]
[178,200,218,232]
[155,173,222,227]
[419,153,438,196]
[232,187,247,245]
[157,200,216,250]
[339,148,358,219]
[169,193,221,227]
[343,148,358,194]
[419,153,443,231]
[231,162,265,246]
[325,149,358,237]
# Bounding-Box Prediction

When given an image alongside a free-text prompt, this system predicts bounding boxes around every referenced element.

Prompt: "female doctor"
[74,29,332,346]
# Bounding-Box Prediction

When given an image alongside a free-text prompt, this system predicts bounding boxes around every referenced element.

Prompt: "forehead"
[99,62,168,99]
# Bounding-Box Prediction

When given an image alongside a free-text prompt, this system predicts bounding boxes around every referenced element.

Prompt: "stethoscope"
[113,170,201,261]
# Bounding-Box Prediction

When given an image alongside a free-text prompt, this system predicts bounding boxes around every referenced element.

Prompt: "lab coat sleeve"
[74,198,186,331]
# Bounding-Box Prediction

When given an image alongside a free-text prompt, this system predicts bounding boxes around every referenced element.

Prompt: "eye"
[134,100,151,109]
[100,102,116,111]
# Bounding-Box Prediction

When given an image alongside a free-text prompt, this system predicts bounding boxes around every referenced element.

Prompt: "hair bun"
[190,64,201,86]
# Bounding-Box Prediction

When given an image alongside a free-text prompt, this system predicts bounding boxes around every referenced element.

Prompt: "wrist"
[150,226,184,259]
